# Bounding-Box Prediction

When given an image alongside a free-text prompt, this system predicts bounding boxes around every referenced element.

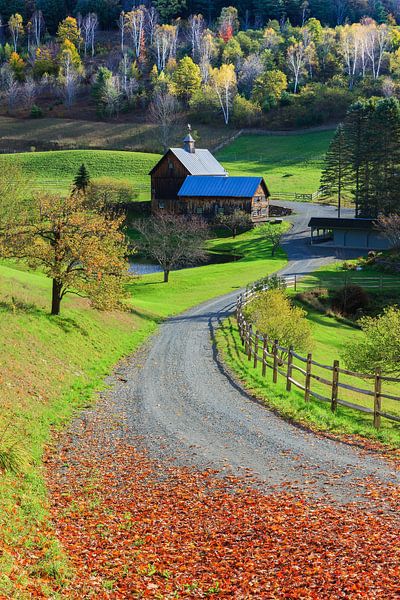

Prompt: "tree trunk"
[51,279,63,315]
[163,269,170,283]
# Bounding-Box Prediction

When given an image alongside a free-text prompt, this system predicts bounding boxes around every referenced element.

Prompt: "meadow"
[0,128,334,201]
[216,130,334,195]
[0,227,287,597]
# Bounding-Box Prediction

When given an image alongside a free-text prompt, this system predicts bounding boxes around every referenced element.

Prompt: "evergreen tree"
[73,164,91,192]
[320,123,351,217]
[36,0,67,34]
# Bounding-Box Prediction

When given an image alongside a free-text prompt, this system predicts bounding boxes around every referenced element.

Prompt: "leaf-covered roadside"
[45,409,400,599]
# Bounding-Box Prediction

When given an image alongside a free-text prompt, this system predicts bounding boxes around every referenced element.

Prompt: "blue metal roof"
[178,176,264,198]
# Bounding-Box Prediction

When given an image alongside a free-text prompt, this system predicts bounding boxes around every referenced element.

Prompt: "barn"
[178,176,270,222]
[149,129,270,222]
[149,131,227,213]
[308,217,391,250]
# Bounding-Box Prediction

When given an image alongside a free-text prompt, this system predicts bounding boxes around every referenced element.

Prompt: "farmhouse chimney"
[183,124,195,153]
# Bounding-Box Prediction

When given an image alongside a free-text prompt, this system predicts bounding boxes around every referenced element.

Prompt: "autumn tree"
[8,13,24,52]
[57,16,82,47]
[216,209,251,238]
[134,213,208,283]
[0,191,129,316]
[211,63,237,125]
[172,56,201,103]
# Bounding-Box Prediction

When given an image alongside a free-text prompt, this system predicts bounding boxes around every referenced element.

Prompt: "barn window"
[158,201,165,209]
[168,160,174,173]
[196,207,204,214]
[261,208,268,216]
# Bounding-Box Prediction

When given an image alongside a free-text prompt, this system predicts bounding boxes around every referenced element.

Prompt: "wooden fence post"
[294,274,297,291]
[262,336,267,377]
[253,331,259,369]
[247,325,253,361]
[272,339,279,384]
[304,353,312,402]
[373,368,382,429]
[286,346,294,391]
[331,360,339,413]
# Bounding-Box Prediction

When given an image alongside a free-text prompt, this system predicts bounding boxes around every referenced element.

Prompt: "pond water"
[129,252,240,275]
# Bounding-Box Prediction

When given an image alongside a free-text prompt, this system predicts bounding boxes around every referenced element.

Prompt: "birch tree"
[187,14,204,60]
[82,13,98,57]
[211,63,237,125]
[154,25,178,71]
[287,41,306,93]
[118,11,126,53]
[146,5,159,46]
[340,24,360,88]
[364,21,390,80]
[8,14,24,52]
[125,7,146,60]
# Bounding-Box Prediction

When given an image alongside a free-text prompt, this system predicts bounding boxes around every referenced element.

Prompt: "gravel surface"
[106,202,400,502]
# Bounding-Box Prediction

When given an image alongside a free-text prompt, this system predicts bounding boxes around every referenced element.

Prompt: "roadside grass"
[216,130,334,195]
[0,149,160,200]
[216,260,400,448]
[0,226,286,597]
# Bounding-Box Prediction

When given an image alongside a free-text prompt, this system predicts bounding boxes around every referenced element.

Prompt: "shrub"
[342,306,400,375]
[232,95,262,126]
[243,289,313,358]
[30,104,43,118]
[251,273,287,293]
[332,284,370,316]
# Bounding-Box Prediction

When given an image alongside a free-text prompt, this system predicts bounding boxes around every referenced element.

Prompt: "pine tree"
[320,123,351,217]
[73,164,91,193]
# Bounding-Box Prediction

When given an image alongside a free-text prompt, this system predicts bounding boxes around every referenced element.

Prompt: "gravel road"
[110,201,400,502]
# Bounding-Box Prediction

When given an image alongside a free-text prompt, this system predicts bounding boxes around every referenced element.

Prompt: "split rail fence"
[236,276,400,429]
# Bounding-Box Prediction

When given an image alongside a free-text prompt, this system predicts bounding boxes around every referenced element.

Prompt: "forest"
[1,1,400,146]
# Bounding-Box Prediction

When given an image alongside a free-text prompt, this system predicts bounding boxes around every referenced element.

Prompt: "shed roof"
[149,148,227,176]
[178,176,266,198]
[308,217,377,230]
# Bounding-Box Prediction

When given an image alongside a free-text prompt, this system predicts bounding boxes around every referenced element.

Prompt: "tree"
[216,210,251,238]
[36,0,67,35]
[287,40,307,93]
[252,69,288,109]
[87,178,138,210]
[172,56,201,103]
[73,163,91,192]
[343,307,400,375]
[9,51,25,81]
[211,63,237,125]
[376,214,400,248]
[320,123,352,217]
[57,40,83,107]
[31,10,45,47]
[243,289,313,360]
[82,12,98,57]
[154,24,178,71]
[8,13,24,52]
[149,90,181,153]
[257,223,286,256]
[0,191,129,316]
[57,16,82,46]
[154,0,187,22]
[125,8,146,60]
[134,213,208,283]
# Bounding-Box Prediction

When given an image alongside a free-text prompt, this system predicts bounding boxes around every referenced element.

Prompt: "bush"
[332,284,370,316]
[232,95,262,126]
[243,289,313,358]
[87,178,138,209]
[342,306,400,375]
[251,273,287,293]
[30,104,43,118]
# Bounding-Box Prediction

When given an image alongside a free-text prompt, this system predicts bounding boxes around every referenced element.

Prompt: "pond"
[129,252,240,275]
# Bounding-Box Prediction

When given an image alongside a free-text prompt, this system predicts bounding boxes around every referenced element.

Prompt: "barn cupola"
[183,124,195,154]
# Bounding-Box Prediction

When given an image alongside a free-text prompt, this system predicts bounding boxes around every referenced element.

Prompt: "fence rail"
[262,273,400,293]
[236,276,400,429]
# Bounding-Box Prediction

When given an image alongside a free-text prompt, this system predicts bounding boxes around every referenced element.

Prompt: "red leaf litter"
[44,403,400,599]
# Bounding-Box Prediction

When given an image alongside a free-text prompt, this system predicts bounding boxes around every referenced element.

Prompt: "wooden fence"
[236,277,400,429]
[264,273,400,293]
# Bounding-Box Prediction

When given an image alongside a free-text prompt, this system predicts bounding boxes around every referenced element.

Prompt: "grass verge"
[0,226,287,597]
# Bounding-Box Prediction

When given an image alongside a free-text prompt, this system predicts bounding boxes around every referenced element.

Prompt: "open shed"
[308,217,390,250]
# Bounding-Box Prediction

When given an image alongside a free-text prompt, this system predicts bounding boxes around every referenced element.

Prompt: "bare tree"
[82,13,98,57]
[22,76,37,108]
[239,54,263,96]
[146,4,159,46]
[118,11,126,53]
[134,213,208,283]
[149,91,181,153]
[187,14,204,60]
[216,210,252,238]
[119,53,139,100]
[376,214,400,249]
[101,76,122,117]
[125,7,146,60]
[58,52,79,107]
[154,24,178,71]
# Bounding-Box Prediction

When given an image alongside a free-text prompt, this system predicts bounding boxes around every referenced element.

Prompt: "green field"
[0,227,286,597]
[0,149,161,200]
[0,129,334,202]
[216,130,334,195]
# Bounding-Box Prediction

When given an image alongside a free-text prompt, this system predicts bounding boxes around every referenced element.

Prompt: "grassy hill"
[0,129,334,202]
[0,149,161,199]
[216,130,334,195]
